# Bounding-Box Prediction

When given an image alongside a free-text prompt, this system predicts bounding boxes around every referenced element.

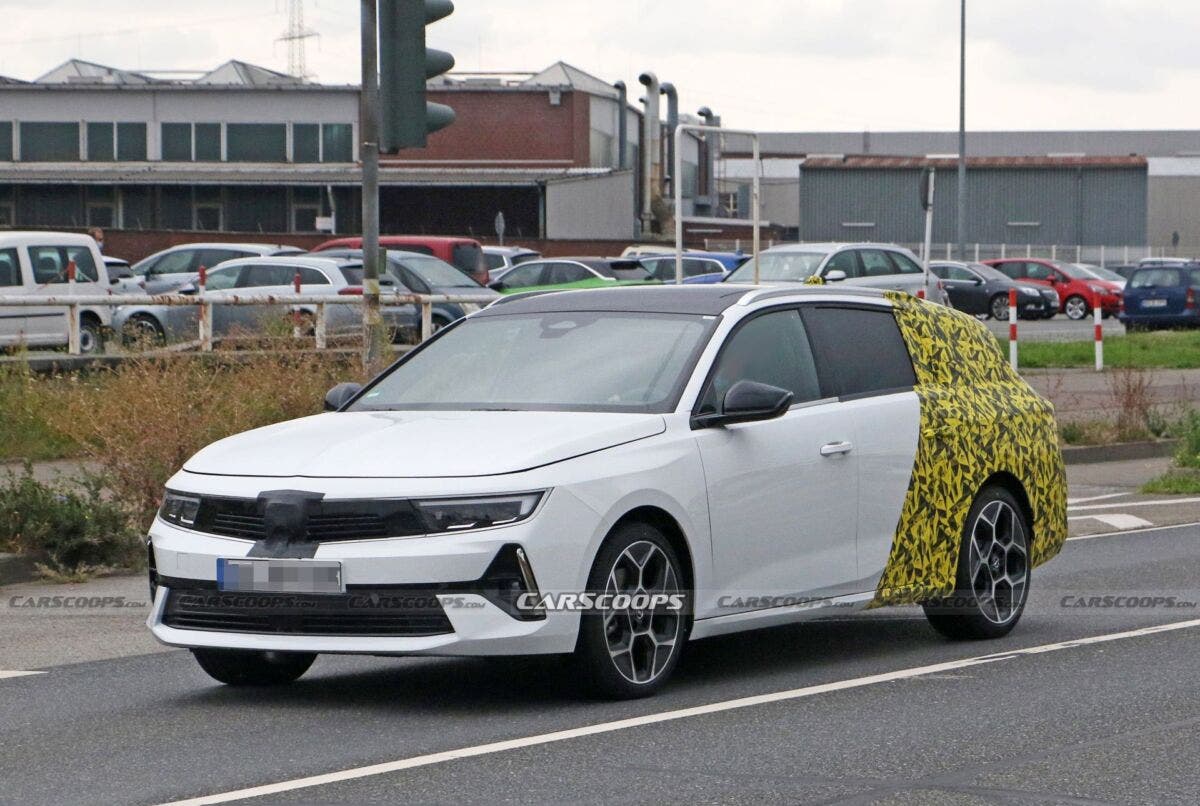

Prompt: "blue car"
[638,251,749,284]
[1119,265,1200,330]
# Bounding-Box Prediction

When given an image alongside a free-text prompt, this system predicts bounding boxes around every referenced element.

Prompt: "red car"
[984,258,1123,320]
[313,235,489,285]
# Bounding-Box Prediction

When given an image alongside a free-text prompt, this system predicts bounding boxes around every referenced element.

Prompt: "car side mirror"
[824,269,847,282]
[110,277,121,285]
[692,380,794,429]
[324,382,363,412]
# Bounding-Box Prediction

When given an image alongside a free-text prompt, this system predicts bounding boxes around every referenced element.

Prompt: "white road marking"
[1066,492,1130,506]
[0,671,43,680]
[155,618,1200,806]
[1068,513,1155,530]
[1067,520,1200,542]
[1069,496,1200,512]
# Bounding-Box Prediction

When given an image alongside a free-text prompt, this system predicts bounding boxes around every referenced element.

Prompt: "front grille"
[192,496,424,542]
[162,585,454,636]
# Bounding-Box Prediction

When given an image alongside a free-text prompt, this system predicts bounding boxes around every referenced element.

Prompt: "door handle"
[820,441,853,457]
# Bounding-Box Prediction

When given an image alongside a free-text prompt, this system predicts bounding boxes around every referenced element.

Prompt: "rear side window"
[198,249,252,269]
[339,266,364,285]
[29,246,99,284]
[296,267,330,285]
[0,248,20,286]
[241,264,297,287]
[485,253,507,270]
[500,264,546,288]
[991,261,1022,280]
[802,306,916,398]
[859,250,895,277]
[888,252,924,274]
[545,263,592,284]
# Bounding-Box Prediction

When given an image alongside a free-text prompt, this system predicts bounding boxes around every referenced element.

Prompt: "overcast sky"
[1,0,1197,133]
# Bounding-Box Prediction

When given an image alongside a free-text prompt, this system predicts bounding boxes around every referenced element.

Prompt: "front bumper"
[146,487,595,656]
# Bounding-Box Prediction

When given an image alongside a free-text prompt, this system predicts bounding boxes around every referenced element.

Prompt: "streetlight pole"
[957,0,967,260]
[360,0,382,371]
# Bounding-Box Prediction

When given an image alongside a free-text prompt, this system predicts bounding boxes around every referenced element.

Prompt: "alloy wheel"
[967,499,1028,625]
[602,540,682,685]
[1064,296,1088,320]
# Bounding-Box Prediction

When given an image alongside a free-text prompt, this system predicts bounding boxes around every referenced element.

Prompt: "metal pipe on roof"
[613,81,628,171]
[638,71,660,237]
[661,82,678,196]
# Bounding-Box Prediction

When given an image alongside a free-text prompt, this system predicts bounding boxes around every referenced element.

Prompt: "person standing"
[87,226,105,253]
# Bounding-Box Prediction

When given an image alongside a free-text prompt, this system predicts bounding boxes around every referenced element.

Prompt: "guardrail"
[0,292,499,355]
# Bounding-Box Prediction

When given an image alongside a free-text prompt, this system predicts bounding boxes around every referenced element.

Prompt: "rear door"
[937,264,986,314]
[24,244,103,342]
[1128,268,1187,316]
[495,262,547,290]
[800,303,921,588]
[0,247,24,343]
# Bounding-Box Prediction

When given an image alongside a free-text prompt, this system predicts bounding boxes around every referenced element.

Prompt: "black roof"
[476,284,889,317]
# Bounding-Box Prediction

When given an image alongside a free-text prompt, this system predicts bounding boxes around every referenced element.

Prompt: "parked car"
[104,256,135,282]
[0,231,112,353]
[723,242,948,304]
[488,257,655,293]
[313,248,499,335]
[114,257,370,344]
[1137,257,1190,268]
[1107,264,1142,282]
[313,235,488,286]
[1070,262,1127,290]
[1118,264,1200,330]
[483,246,542,279]
[118,243,305,295]
[147,284,1067,697]
[984,258,1123,320]
[930,260,1058,320]
[639,251,749,283]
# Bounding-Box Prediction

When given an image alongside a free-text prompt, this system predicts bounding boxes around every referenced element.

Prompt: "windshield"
[725,252,826,283]
[1073,264,1125,283]
[967,262,1011,282]
[394,255,480,288]
[350,311,713,413]
[1055,262,1093,280]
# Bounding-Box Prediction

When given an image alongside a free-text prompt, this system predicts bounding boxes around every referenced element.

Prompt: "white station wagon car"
[148,285,1066,698]
[0,231,112,353]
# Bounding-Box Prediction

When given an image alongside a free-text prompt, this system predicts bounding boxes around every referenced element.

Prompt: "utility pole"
[360,0,382,370]
[957,0,967,259]
[279,0,317,80]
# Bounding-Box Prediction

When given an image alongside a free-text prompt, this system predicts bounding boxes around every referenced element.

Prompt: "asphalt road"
[983,315,1126,342]
[4,519,1200,806]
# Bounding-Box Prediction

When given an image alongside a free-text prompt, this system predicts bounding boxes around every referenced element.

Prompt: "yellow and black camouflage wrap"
[871,292,1068,606]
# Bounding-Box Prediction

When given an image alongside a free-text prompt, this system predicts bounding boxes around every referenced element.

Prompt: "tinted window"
[485,253,507,270]
[802,306,916,398]
[87,122,114,161]
[297,267,330,285]
[339,266,364,285]
[161,123,192,161]
[859,250,895,277]
[116,123,147,161]
[241,264,298,287]
[546,263,592,284]
[321,123,353,162]
[499,263,545,288]
[0,248,20,287]
[451,243,482,274]
[991,261,1022,280]
[195,123,221,162]
[1131,269,1183,288]
[20,122,79,161]
[197,249,250,269]
[29,246,98,284]
[204,266,241,290]
[698,309,821,415]
[888,252,924,274]
[293,124,320,163]
[825,250,860,278]
[227,124,286,162]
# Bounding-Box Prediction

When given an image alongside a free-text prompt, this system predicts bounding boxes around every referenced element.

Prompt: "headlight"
[1019,287,1038,297]
[159,491,201,527]
[413,492,543,532]
[1088,284,1109,295]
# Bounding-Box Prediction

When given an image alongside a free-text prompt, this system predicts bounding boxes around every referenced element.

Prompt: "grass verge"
[1003,329,1200,369]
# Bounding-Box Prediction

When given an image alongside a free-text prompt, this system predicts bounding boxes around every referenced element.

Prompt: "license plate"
[1142,299,1168,308]
[217,558,343,594]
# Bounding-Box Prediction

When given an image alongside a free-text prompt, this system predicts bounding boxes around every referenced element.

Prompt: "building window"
[227,186,287,231]
[194,186,223,230]
[117,123,147,161]
[321,123,352,162]
[86,186,115,227]
[227,123,286,162]
[159,186,192,228]
[87,122,115,161]
[293,124,319,163]
[0,123,11,161]
[20,122,80,161]
[291,186,322,231]
[0,185,12,226]
[719,191,739,217]
[195,123,221,162]
[162,123,192,161]
[121,186,153,229]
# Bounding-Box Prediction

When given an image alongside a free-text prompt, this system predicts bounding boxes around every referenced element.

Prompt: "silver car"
[115,242,306,295]
[725,242,949,304]
[113,256,369,344]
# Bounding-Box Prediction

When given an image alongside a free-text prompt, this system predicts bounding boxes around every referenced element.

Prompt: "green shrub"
[0,465,140,577]
[1173,410,1200,469]
[0,365,79,461]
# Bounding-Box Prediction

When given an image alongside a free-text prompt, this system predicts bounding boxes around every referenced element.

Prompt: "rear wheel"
[79,316,103,354]
[923,485,1031,640]
[574,522,689,699]
[1064,295,1089,320]
[192,649,315,686]
[122,313,165,346]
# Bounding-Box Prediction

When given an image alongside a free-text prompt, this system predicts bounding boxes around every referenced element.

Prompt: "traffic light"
[379,0,456,152]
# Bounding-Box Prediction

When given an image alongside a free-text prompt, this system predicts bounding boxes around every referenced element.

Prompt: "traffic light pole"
[360,0,383,370]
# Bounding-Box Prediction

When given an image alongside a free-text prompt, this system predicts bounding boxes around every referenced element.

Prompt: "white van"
[0,232,112,353]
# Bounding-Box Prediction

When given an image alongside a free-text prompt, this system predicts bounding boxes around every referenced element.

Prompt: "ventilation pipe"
[660,82,678,196]
[638,71,661,237]
[613,81,628,170]
[698,106,719,215]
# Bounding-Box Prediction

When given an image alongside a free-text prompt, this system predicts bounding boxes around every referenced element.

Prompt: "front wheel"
[989,294,1010,322]
[574,522,689,699]
[1064,295,1089,320]
[923,485,1031,640]
[192,649,315,686]
[122,313,165,346]
[79,317,104,354]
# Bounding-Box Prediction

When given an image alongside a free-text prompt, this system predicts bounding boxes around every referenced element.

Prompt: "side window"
[297,267,330,285]
[204,266,242,290]
[546,263,592,285]
[501,264,546,288]
[824,250,860,278]
[887,252,924,274]
[197,249,250,269]
[485,253,506,271]
[698,309,822,415]
[930,264,949,280]
[802,306,917,398]
[0,248,20,287]
[641,258,668,280]
[240,264,296,288]
[991,261,1021,280]
[29,246,98,284]
[859,250,895,278]
[1024,262,1052,281]
[683,258,719,277]
[65,247,99,282]
[152,250,198,276]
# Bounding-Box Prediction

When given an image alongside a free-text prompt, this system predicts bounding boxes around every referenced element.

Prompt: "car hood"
[183,410,667,478]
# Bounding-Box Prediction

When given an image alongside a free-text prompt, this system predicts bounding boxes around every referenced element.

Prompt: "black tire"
[1064,294,1089,321]
[79,316,103,355]
[923,485,1031,641]
[192,648,315,686]
[989,293,1010,322]
[573,521,690,699]
[122,313,165,346]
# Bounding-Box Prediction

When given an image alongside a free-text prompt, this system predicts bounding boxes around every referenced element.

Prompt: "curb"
[1062,439,1179,466]
[0,553,38,586]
